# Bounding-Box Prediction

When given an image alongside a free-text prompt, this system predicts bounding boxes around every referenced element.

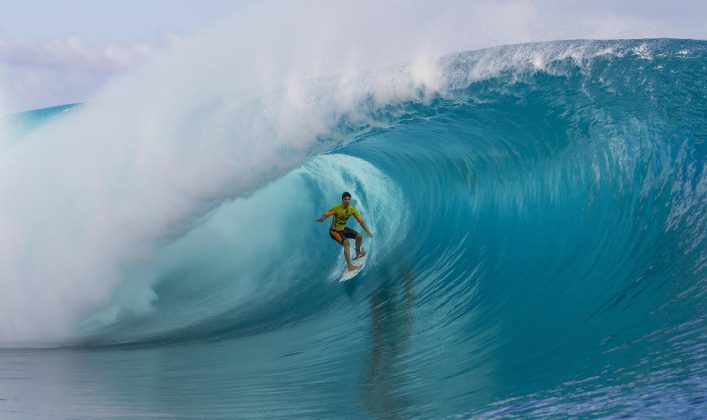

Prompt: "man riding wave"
[316,192,373,271]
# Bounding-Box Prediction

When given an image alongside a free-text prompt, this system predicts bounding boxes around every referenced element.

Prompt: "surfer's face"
[342,196,351,207]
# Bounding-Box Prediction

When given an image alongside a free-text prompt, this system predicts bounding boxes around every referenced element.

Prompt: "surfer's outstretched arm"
[354,214,373,237]
[316,210,333,222]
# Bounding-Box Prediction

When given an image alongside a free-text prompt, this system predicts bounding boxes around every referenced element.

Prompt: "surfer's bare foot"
[347,264,360,272]
[354,249,366,260]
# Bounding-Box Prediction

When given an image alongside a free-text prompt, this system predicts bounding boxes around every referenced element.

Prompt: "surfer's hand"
[366,231,373,238]
[316,216,324,222]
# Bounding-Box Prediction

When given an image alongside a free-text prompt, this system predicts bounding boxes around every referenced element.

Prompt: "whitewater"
[0,4,705,419]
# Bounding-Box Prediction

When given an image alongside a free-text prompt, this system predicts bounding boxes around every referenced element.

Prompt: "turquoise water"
[0,39,705,418]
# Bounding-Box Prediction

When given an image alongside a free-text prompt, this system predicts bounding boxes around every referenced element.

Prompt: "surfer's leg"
[354,233,366,259]
[331,229,358,270]
[329,229,344,245]
[341,227,365,259]
[343,239,359,271]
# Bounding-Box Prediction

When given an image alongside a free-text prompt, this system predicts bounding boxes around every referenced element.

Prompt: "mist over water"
[0,1,706,418]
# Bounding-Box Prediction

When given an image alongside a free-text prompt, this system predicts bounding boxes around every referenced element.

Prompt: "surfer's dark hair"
[342,192,351,200]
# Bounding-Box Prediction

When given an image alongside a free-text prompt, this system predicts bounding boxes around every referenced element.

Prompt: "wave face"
[1,39,706,418]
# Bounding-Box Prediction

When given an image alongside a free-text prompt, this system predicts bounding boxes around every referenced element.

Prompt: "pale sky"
[0,0,705,113]
[0,0,242,43]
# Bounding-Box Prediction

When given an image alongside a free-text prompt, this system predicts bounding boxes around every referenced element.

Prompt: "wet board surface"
[340,253,367,282]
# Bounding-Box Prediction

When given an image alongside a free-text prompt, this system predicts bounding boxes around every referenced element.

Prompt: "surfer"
[316,192,373,271]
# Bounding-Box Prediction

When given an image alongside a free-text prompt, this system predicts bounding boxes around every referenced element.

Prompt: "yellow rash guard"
[328,204,361,231]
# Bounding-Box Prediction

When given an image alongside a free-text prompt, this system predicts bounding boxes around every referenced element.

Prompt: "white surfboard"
[340,252,367,282]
